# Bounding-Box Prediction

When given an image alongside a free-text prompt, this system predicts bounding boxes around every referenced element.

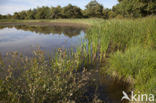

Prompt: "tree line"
[0,0,155,19]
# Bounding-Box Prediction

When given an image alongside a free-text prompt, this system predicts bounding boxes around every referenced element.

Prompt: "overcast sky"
[0,0,118,15]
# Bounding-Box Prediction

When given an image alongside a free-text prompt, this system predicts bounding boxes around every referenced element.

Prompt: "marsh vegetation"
[0,16,155,103]
[0,0,156,102]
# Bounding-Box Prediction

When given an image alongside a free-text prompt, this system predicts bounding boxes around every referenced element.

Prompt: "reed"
[85,16,156,96]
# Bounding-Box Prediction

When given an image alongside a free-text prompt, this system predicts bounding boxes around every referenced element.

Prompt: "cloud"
[0,4,36,15]
[0,0,41,15]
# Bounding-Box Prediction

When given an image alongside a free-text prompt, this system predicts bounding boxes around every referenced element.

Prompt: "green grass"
[106,46,156,94]
[85,16,156,97]
[0,18,104,26]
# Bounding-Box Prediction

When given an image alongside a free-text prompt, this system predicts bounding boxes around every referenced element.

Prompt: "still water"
[0,25,129,103]
[0,25,86,56]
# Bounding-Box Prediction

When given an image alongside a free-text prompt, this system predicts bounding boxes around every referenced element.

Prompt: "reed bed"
[85,16,156,96]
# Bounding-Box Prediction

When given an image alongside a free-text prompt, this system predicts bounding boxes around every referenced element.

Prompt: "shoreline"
[0,21,89,28]
[0,18,103,27]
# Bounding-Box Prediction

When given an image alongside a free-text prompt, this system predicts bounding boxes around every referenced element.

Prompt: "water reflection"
[0,25,86,56]
[0,25,86,37]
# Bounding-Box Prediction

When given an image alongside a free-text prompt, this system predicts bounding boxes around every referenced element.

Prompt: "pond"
[0,24,129,103]
[0,25,86,56]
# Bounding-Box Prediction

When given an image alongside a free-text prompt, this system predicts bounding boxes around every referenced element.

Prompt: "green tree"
[0,15,8,19]
[0,15,2,19]
[84,0,104,17]
[35,6,51,19]
[50,6,63,19]
[6,14,12,19]
[62,4,83,18]
[13,12,20,19]
[19,11,27,19]
[114,0,156,17]
[103,8,112,19]
[25,9,36,19]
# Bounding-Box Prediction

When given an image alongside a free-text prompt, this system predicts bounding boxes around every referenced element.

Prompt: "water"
[0,24,129,103]
[0,25,86,56]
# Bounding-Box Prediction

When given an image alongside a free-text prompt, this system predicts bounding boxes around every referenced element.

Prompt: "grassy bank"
[0,18,104,26]
[0,17,156,103]
[85,16,156,96]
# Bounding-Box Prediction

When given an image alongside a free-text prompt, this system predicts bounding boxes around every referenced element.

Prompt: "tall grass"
[85,16,156,97]
[86,17,156,56]
[0,18,104,26]
[106,46,156,94]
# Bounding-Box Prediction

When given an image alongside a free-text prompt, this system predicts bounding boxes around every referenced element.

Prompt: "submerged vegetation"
[0,16,156,103]
[0,49,93,103]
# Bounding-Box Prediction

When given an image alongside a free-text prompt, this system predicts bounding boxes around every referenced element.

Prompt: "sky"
[0,0,118,15]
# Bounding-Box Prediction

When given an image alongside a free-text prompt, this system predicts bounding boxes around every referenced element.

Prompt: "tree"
[50,6,63,19]
[3,0,155,19]
[0,15,8,19]
[19,11,27,19]
[84,0,104,18]
[0,15,4,19]
[114,0,156,17]
[62,4,83,18]
[13,12,20,19]
[25,9,36,19]
[103,8,112,19]
[35,6,51,19]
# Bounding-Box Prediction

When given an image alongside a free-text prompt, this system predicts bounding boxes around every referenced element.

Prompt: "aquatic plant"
[0,49,90,103]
